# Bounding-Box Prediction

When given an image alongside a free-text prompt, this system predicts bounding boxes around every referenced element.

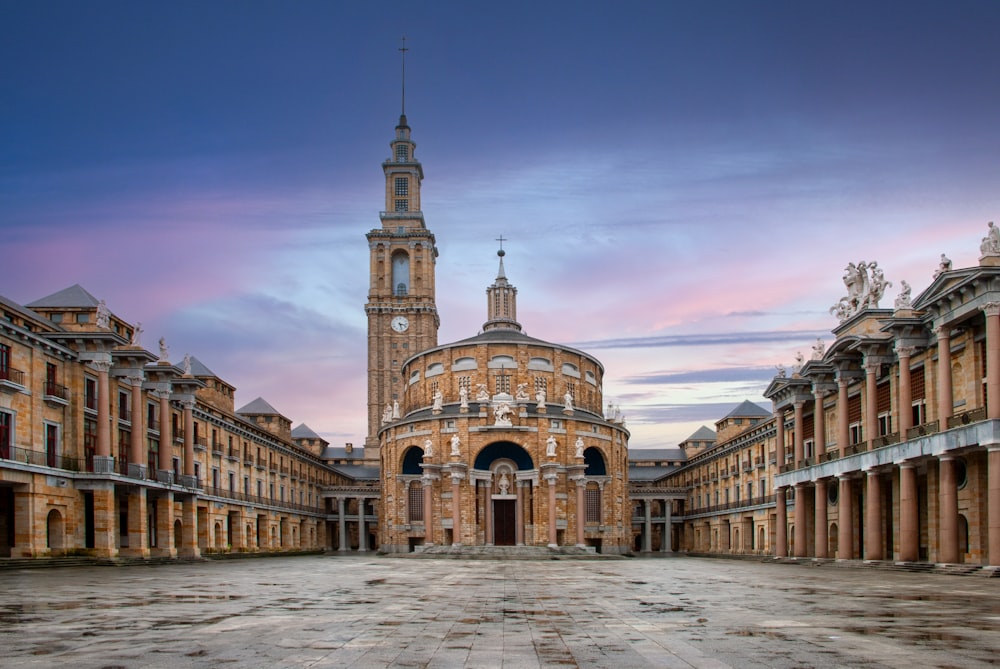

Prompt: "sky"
[3,1,1000,449]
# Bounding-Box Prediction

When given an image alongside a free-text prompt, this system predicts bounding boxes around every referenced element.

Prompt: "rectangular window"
[878,412,892,437]
[147,438,158,472]
[395,144,408,161]
[912,400,926,427]
[394,177,408,196]
[244,476,250,495]
[76,313,89,324]
[849,422,863,445]
[229,471,235,492]
[84,418,97,467]
[394,198,408,212]
[118,391,130,422]
[0,411,12,459]
[0,343,9,377]
[408,485,424,522]
[585,488,601,523]
[45,423,58,467]
[85,377,97,411]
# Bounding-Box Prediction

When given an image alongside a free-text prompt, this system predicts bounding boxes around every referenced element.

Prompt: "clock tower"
[364,111,439,450]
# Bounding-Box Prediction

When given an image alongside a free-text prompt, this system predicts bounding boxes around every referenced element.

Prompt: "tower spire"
[483,237,521,333]
[398,36,408,116]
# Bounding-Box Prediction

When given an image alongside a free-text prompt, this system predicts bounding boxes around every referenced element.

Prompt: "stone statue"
[546,435,557,457]
[794,351,805,372]
[475,384,490,402]
[811,338,825,361]
[830,259,892,322]
[535,387,546,410]
[933,253,952,279]
[493,401,513,427]
[158,337,169,363]
[182,354,192,376]
[498,471,510,495]
[96,300,110,329]
[775,364,787,378]
[981,221,1000,257]
[392,400,400,420]
[382,405,393,424]
[563,390,574,412]
[423,438,433,458]
[432,389,443,411]
[895,280,913,310]
[130,322,143,346]
[515,383,529,402]
[574,437,584,459]
[450,434,461,456]
[459,385,469,409]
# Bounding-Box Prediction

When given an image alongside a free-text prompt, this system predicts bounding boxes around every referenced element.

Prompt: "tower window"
[394,199,408,212]
[394,177,408,196]
[396,144,409,161]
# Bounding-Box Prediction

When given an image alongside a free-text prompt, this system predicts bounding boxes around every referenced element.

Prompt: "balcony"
[872,432,900,449]
[820,449,840,463]
[0,444,84,471]
[211,442,224,456]
[118,407,131,424]
[0,366,26,393]
[906,421,939,440]
[947,407,986,429]
[43,381,69,406]
[173,429,185,443]
[227,448,239,461]
[147,419,160,432]
[194,436,207,451]
[768,452,777,464]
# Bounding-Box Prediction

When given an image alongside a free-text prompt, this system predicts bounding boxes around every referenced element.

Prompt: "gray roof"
[237,396,282,416]
[291,423,322,440]
[322,446,365,460]
[724,400,770,419]
[329,464,380,481]
[628,465,677,482]
[0,293,58,329]
[628,448,686,462]
[27,284,100,308]
[683,426,717,442]
[188,355,218,378]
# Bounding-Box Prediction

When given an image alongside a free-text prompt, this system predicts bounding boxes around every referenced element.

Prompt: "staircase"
[395,544,625,560]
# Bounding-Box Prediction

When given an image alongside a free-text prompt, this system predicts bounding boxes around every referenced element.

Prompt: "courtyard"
[0,555,997,668]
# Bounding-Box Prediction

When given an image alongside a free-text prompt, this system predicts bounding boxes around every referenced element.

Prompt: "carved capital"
[863,360,880,375]
[124,374,145,388]
[935,324,951,339]
[88,360,112,374]
[982,301,1000,318]
[893,343,916,358]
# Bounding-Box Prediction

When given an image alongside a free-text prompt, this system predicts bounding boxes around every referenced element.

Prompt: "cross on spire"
[496,234,506,252]
[399,36,408,115]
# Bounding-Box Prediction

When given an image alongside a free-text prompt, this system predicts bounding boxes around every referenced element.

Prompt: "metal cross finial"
[399,37,408,115]
[496,234,506,251]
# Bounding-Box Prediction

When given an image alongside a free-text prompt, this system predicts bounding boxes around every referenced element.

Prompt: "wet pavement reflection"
[0,555,997,668]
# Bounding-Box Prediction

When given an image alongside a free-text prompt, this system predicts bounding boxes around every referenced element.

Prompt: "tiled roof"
[237,397,282,415]
[683,425,717,442]
[26,284,100,308]
[724,400,770,419]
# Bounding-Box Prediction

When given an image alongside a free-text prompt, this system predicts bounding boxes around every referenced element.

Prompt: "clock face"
[391,316,409,333]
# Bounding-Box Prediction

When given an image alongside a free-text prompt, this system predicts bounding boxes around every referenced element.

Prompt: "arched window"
[583,447,606,475]
[561,362,580,378]
[392,252,410,296]
[426,363,444,378]
[452,357,477,371]
[401,446,425,475]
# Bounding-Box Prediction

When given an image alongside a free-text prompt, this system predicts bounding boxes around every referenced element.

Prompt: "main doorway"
[493,499,516,546]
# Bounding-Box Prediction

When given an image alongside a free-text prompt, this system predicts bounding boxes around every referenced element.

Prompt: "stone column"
[180,495,199,558]
[92,485,117,557]
[124,487,150,557]
[988,444,1000,566]
[337,497,348,551]
[864,359,879,448]
[643,499,652,552]
[899,462,918,562]
[182,398,195,478]
[937,326,953,424]
[813,390,827,457]
[774,407,786,464]
[865,469,883,560]
[662,498,672,552]
[157,391,172,473]
[422,477,434,545]
[815,478,828,559]
[93,359,113,468]
[450,473,462,546]
[484,479,494,546]
[793,400,805,467]
[546,473,558,548]
[515,481,526,546]
[838,475,853,559]
[357,498,367,552]
[575,479,586,548]
[984,303,1000,420]
[793,483,808,558]
[938,455,959,563]
[896,345,915,437]
[775,487,787,557]
[153,492,176,558]
[127,375,145,475]
[837,376,850,454]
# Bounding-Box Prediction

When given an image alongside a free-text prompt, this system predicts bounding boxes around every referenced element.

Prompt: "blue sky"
[3,1,999,447]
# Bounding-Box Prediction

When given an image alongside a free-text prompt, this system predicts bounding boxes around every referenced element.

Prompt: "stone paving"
[0,554,998,668]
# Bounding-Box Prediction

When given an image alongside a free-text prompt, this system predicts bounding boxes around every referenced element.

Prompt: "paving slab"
[0,555,998,668]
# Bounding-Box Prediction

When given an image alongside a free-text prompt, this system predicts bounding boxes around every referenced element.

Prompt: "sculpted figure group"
[829,260,892,323]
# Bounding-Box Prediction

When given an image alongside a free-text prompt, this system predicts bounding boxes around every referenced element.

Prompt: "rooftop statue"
[829,260,892,323]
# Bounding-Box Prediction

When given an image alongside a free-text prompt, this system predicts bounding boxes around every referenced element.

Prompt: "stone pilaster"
[898,462,918,562]
[936,326,953,424]
[775,487,788,557]
[865,469,882,560]
[895,345,915,437]
[815,478,828,559]
[838,475,853,559]
[938,455,958,563]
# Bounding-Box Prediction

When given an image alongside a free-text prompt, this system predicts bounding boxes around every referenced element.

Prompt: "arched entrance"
[474,442,534,547]
[46,509,64,553]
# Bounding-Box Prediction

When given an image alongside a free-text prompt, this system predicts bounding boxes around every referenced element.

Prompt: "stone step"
[394,544,625,560]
